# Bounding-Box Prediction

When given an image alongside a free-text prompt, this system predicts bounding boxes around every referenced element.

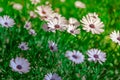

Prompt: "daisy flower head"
[75,1,86,8]
[24,21,31,30]
[47,14,67,32]
[48,41,58,52]
[13,3,23,11]
[80,13,104,34]
[67,25,80,36]
[9,57,30,74]
[29,29,37,36]
[0,15,15,28]
[68,17,80,27]
[87,48,106,64]
[44,73,61,80]
[29,11,37,18]
[30,0,40,5]
[18,42,29,50]
[65,50,84,64]
[35,5,53,20]
[110,30,120,45]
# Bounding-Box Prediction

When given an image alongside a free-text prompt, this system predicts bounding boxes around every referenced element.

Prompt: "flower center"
[21,46,25,49]
[16,65,22,70]
[50,78,55,80]
[42,10,46,14]
[94,54,99,58]
[117,37,120,41]
[50,46,54,50]
[72,55,78,59]
[70,30,74,33]
[4,22,8,25]
[89,24,95,28]
[55,25,60,28]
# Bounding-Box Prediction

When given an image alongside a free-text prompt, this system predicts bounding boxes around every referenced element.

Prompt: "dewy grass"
[0,0,120,80]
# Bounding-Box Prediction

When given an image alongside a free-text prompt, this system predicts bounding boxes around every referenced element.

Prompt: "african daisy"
[67,25,80,36]
[18,42,29,50]
[80,13,104,34]
[87,48,106,64]
[0,15,15,28]
[44,73,61,80]
[110,30,120,45]
[35,5,53,20]
[65,50,84,64]
[75,1,86,8]
[10,57,30,74]
[24,21,31,30]
[48,41,58,52]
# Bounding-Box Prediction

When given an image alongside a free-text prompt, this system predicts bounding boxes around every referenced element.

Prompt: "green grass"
[0,0,120,80]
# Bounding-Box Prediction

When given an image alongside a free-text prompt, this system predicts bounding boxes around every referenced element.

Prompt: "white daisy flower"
[0,15,15,28]
[110,30,120,45]
[48,41,58,52]
[18,42,29,50]
[47,13,67,32]
[87,49,106,64]
[0,7,3,12]
[65,50,84,64]
[44,73,61,80]
[13,3,23,10]
[68,17,80,27]
[80,13,104,34]
[35,5,53,20]
[67,25,80,36]
[29,11,37,18]
[10,57,30,74]
[30,0,40,5]
[24,21,31,30]
[29,29,37,36]
[75,1,86,8]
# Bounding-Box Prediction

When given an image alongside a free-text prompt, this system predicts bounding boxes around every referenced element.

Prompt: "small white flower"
[0,15,15,28]
[44,73,61,80]
[67,25,80,36]
[80,13,104,34]
[68,17,80,27]
[87,49,106,64]
[75,1,86,8]
[65,50,84,64]
[29,29,37,36]
[10,57,30,74]
[110,30,120,45]
[30,0,40,5]
[48,41,58,52]
[35,5,53,20]
[29,11,37,18]
[24,21,31,30]
[13,3,23,10]
[0,7,3,12]
[18,42,29,50]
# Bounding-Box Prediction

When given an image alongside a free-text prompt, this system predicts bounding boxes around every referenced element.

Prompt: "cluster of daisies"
[0,0,120,80]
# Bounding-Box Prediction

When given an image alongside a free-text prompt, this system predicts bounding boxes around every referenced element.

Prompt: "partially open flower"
[48,41,58,52]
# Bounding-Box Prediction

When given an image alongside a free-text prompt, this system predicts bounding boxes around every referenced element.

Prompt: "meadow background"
[0,0,120,80]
